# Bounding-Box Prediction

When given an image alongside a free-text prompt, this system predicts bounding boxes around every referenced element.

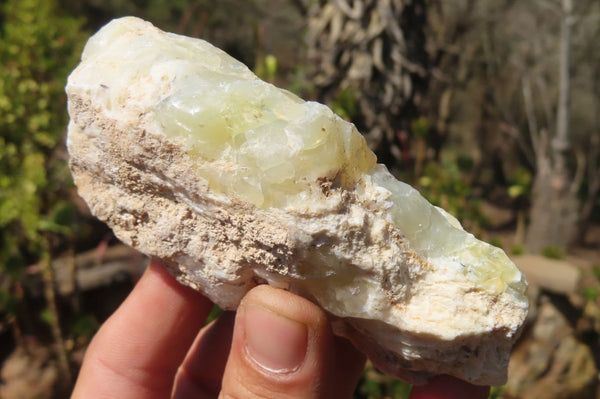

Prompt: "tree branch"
[522,75,540,161]
[499,122,536,169]
[553,0,573,160]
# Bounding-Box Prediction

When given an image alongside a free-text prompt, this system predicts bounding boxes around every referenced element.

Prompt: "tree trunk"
[305,0,428,171]
[525,0,579,252]
[526,158,579,253]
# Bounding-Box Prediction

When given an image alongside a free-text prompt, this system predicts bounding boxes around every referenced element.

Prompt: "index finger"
[72,259,214,399]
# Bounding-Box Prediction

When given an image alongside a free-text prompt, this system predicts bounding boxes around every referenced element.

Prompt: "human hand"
[71,259,489,398]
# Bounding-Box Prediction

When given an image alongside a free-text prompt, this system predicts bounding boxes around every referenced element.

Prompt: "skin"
[72,259,490,399]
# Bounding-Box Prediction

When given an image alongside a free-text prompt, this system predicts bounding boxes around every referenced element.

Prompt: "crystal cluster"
[66,17,528,385]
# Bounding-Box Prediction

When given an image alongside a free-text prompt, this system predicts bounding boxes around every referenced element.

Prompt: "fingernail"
[244,304,308,373]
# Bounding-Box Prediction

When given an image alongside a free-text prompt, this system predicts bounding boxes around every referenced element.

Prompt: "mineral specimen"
[66,17,528,385]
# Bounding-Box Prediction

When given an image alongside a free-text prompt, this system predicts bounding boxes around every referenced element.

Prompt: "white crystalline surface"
[66,17,528,386]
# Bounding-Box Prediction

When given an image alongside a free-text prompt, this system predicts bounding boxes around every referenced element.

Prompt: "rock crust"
[66,17,528,386]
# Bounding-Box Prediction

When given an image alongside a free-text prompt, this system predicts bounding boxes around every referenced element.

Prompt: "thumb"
[218,285,364,399]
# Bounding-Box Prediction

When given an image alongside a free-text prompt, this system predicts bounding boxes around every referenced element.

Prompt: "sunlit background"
[0,0,599,397]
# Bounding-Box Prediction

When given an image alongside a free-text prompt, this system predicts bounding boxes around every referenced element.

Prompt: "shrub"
[418,157,488,229]
[488,237,504,249]
[0,0,86,324]
[541,246,564,260]
[510,244,525,255]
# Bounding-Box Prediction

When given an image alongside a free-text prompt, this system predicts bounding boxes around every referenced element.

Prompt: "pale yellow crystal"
[79,17,375,209]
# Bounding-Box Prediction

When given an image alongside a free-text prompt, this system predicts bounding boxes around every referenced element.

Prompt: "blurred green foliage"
[507,167,532,200]
[356,365,412,399]
[410,117,429,139]
[205,304,225,325]
[541,246,565,260]
[488,237,504,249]
[418,156,487,227]
[489,385,505,399]
[0,0,87,311]
[510,244,525,255]
[254,54,279,83]
[330,87,358,121]
[593,264,600,283]
[71,313,100,341]
[582,286,598,301]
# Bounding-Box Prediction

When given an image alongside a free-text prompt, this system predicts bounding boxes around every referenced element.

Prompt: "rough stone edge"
[66,91,518,386]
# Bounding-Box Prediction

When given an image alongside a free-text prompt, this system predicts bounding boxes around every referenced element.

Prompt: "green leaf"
[205,304,224,325]
[582,286,598,301]
[4,254,26,279]
[51,202,78,227]
[358,379,381,396]
[71,313,100,340]
[411,116,429,139]
[508,185,524,198]
[40,308,55,325]
[38,219,72,235]
[489,385,505,399]
[593,265,600,283]
[0,0,88,266]
[510,244,525,255]
[0,289,19,314]
[541,246,564,260]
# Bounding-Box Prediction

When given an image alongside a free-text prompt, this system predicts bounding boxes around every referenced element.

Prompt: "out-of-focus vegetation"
[0,0,599,398]
[0,0,89,388]
[0,0,84,290]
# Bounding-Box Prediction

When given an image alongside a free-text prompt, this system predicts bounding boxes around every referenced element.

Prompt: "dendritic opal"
[66,17,528,385]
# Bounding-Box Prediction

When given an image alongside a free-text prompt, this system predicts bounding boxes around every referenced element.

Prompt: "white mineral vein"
[66,17,528,385]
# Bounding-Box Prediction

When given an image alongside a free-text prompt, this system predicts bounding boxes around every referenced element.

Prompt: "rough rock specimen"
[66,17,528,385]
